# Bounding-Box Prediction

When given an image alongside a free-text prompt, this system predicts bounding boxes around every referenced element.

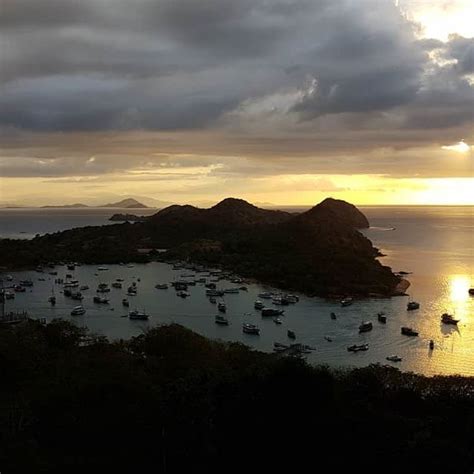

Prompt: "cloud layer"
[0,0,473,192]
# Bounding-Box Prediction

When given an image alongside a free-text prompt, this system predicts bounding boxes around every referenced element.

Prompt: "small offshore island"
[0,197,406,298]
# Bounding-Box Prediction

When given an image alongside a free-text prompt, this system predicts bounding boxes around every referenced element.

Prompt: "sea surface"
[1,206,473,376]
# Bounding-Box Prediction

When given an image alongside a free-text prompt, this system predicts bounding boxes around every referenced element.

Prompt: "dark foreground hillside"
[0,320,472,473]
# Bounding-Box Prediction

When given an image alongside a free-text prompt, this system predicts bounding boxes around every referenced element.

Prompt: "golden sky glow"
[1,0,473,207]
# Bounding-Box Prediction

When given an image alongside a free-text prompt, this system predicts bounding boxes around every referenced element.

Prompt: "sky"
[0,0,473,206]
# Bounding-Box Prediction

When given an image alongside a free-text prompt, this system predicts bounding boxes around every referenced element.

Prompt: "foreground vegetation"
[0,320,472,473]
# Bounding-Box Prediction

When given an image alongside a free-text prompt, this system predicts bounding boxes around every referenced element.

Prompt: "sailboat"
[48,287,56,305]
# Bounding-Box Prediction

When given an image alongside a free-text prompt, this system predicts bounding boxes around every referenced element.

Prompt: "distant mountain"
[41,203,89,208]
[99,198,148,208]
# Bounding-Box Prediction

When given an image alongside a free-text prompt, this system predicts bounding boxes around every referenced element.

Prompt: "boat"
[261,308,284,317]
[97,283,110,293]
[429,339,435,350]
[127,286,137,296]
[469,288,474,295]
[258,292,273,299]
[209,296,217,304]
[324,335,333,342]
[205,283,216,289]
[80,285,89,291]
[223,288,239,294]
[401,326,418,336]
[285,294,299,303]
[377,312,387,323]
[19,280,33,287]
[129,310,149,320]
[386,355,402,362]
[272,296,290,306]
[93,296,109,304]
[254,301,264,310]
[177,291,189,298]
[441,313,459,325]
[242,323,260,335]
[70,292,83,301]
[359,321,373,333]
[273,317,283,325]
[63,288,72,297]
[347,343,369,352]
[287,330,296,339]
[341,297,353,307]
[215,315,229,325]
[71,305,86,316]
[4,291,15,300]
[206,289,224,297]
[407,301,420,311]
[330,312,337,320]
[111,282,122,289]
[97,266,109,271]
[217,302,227,313]
[6,275,13,281]
[122,298,130,307]
[67,264,75,271]
[155,284,169,290]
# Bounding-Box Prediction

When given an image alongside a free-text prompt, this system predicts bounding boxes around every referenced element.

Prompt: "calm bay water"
[1,205,473,376]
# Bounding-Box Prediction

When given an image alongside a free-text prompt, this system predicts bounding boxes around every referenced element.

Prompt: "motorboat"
[330,312,337,320]
[261,308,284,317]
[401,326,418,336]
[242,323,260,335]
[429,339,435,350]
[70,292,83,301]
[122,298,130,307]
[407,301,420,311]
[341,297,353,307]
[14,285,26,293]
[273,318,283,325]
[4,291,15,300]
[254,301,264,310]
[287,330,296,339]
[324,336,333,342]
[215,315,229,326]
[209,297,217,304]
[218,302,227,313]
[347,343,369,352]
[93,296,109,304]
[80,285,89,291]
[127,286,137,296]
[258,292,273,299]
[129,310,149,320]
[377,312,387,323]
[469,288,474,295]
[223,288,239,294]
[359,321,373,333]
[19,280,34,287]
[386,355,402,362]
[272,296,290,306]
[441,313,459,325]
[177,291,189,298]
[97,266,109,271]
[111,282,122,289]
[155,284,169,290]
[97,283,110,293]
[206,289,224,297]
[71,305,86,316]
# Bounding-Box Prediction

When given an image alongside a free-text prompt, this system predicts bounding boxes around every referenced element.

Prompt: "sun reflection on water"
[449,274,470,303]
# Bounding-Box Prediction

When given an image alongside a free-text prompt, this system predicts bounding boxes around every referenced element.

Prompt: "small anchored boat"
[287,330,296,339]
[71,305,86,316]
[215,314,229,326]
[401,326,418,336]
[407,301,420,311]
[242,323,260,335]
[441,313,459,325]
[359,321,373,333]
[386,355,402,362]
[347,343,369,352]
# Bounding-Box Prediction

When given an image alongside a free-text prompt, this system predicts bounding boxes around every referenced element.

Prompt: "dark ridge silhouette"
[0,320,472,473]
[0,197,401,296]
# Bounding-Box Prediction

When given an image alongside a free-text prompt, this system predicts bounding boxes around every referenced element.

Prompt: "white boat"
[254,301,264,310]
[359,321,373,333]
[341,297,353,307]
[71,305,86,316]
[97,266,109,271]
[273,318,283,325]
[242,323,260,335]
[258,292,273,299]
[215,315,229,325]
[129,310,149,320]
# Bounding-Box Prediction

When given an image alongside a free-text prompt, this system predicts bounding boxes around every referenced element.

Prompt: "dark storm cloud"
[0,0,473,177]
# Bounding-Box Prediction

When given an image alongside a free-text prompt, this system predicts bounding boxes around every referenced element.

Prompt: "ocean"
[1,205,473,376]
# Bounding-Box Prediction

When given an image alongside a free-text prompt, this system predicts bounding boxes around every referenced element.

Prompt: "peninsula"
[0,197,402,297]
